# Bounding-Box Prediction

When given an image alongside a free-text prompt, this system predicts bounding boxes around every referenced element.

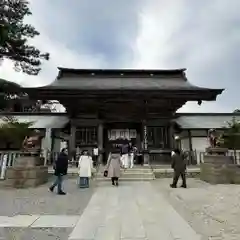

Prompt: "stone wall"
[200,149,240,184]
[2,154,48,188]
[200,163,240,184]
[4,166,48,188]
[154,169,200,179]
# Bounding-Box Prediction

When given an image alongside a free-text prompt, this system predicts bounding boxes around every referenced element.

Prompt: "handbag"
[103,170,108,177]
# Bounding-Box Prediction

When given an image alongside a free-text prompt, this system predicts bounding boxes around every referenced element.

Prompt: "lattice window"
[147,127,169,148]
[76,127,97,146]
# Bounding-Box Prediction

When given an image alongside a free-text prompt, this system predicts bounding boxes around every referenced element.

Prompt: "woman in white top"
[78,150,93,188]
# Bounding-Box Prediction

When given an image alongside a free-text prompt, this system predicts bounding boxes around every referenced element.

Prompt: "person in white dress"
[120,142,130,168]
[128,142,134,168]
[78,150,93,188]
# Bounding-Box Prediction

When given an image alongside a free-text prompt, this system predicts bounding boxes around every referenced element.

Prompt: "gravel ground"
[152,178,240,240]
[0,227,72,240]
[0,177,95,216]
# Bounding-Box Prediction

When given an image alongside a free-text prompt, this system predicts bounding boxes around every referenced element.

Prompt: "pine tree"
[0,0,49,75]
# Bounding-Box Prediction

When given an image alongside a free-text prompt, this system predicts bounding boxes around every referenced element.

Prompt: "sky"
[0,0,239,112]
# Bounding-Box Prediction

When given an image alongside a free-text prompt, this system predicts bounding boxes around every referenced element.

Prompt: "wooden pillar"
[142,120,149,165]
[188,129,194,164]
[69,124,76,161]
[97,122,104,164]
[169,123,175,149]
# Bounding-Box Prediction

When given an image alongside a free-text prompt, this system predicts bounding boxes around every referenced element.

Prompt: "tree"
[221,117,240,162]
[0,78,54,112]
[0,0,49,75]
[222,117,240,148]
[0,116,33,149]
[0,78,23,110]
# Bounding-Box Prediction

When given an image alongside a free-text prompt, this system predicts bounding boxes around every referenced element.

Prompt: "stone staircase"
[95,166,155,181]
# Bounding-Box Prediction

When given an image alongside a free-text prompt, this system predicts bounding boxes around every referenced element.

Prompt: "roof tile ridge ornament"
[56,69,62,80]
[182,69,188,81]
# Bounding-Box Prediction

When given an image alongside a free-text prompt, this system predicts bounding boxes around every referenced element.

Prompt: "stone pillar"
[41,128,52,166]
[142,121,149,165]
[97,122,104,164]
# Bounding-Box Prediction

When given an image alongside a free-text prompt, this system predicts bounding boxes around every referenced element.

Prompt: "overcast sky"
[0,0,239,112]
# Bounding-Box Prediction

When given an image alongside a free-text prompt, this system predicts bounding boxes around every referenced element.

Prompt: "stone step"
[154,170,200,178]
[97,172,154,175]
[98,168,153,173]
[95,177,155,181]
[96,173,155,179]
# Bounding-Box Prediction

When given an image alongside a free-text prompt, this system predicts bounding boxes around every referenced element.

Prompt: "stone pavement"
[69,182,201,240]
[153,179,240,240]
[0,177,94,216]
[2,177,240,239]
[0,177,95,239]
[0,178,200,240]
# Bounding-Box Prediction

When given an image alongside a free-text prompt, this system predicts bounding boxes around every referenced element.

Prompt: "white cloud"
[0,34,106,87]
[132,1,186,69]
[1,0,239,113]
[132,0,240,112]
[0,3,106,87]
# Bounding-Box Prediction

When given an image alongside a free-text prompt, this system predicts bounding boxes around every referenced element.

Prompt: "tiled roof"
[38,76,209,91]
[175,115,240,129]
[20,68,223,104]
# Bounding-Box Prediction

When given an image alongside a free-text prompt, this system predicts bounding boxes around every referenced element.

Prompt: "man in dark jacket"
[49,148,69,195]
[170,149,187,188]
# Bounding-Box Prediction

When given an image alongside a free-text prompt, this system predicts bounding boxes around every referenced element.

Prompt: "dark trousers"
[79,177,89,188]
[172,171,187,187]
[111,177,119,185]
[51,175,63,193]
[92,155,98,167]
[137,155,143,165]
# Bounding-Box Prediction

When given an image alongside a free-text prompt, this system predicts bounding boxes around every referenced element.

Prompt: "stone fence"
[186,149,240,165]
[0,151,77,180]
[198,150,240,164]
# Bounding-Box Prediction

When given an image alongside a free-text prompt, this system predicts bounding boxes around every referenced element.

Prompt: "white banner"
[108,129,137,140]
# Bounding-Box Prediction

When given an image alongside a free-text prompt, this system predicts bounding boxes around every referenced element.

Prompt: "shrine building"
[14,67,227,165]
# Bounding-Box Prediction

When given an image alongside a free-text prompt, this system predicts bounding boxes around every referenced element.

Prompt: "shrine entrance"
[24,68,223,165]
[103,122,142,164]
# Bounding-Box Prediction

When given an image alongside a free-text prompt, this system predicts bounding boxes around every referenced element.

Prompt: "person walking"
[78,150,93,188]
[170,149,187,188]
[128,142,134,168]
[49,148,69,195]
[92,147,99,167]
[106,150,122,186]
[120,142,130,169]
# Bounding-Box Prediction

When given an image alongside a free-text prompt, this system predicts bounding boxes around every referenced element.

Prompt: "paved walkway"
[0,178,94,216]
[2,178,240,239]
[0,215,79,228]
[154,179,240,240]
[69,182,201,240]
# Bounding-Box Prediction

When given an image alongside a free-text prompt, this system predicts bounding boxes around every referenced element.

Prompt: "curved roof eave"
[57,67,187,75]
[0,78,22,92]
